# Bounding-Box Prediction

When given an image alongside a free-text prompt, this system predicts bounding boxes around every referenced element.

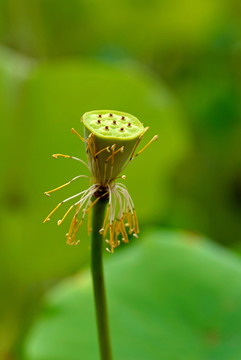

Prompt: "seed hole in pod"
[109,113,113,117]
[97,119,101,124]
[113,120,117,125]
[121,116,125,120]
[98,114,102,118]
[120,127,124,131]
[127,122,131,127]
[105,126,109,130]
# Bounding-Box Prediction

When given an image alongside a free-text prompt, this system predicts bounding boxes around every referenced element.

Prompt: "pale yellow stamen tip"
[44,192,50,197]
[122,175,126,180]
[133,233,138,238]
[153,135,158,141]
[99,228,104,234]
[43,218,50,223]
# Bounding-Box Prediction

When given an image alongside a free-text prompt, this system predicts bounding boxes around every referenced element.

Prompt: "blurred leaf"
[24,230,241,360]
[0,46,38,356]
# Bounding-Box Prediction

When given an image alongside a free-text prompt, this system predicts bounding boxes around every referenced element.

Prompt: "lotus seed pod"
[44,109,158,250]
[82,110,144,185]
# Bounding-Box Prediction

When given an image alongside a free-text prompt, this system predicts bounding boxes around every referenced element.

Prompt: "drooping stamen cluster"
[43,110,158,252]
[100,183,139,253]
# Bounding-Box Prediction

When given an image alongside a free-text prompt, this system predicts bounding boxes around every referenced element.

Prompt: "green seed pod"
[82,110,145,185]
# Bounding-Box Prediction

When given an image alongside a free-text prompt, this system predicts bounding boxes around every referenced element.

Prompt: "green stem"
[91,197,113,360]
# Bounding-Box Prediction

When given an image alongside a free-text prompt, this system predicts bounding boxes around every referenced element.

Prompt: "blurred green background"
[1,1,241,359]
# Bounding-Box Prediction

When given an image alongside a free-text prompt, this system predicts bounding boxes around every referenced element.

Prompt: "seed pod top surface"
[82,110,144,140]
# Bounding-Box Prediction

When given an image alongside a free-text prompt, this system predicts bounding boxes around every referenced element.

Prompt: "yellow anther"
[95,146,111,157]
[71,128,85,142]
[135,135,158,158]
[43,202,62,223]
[57,204,75,226]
